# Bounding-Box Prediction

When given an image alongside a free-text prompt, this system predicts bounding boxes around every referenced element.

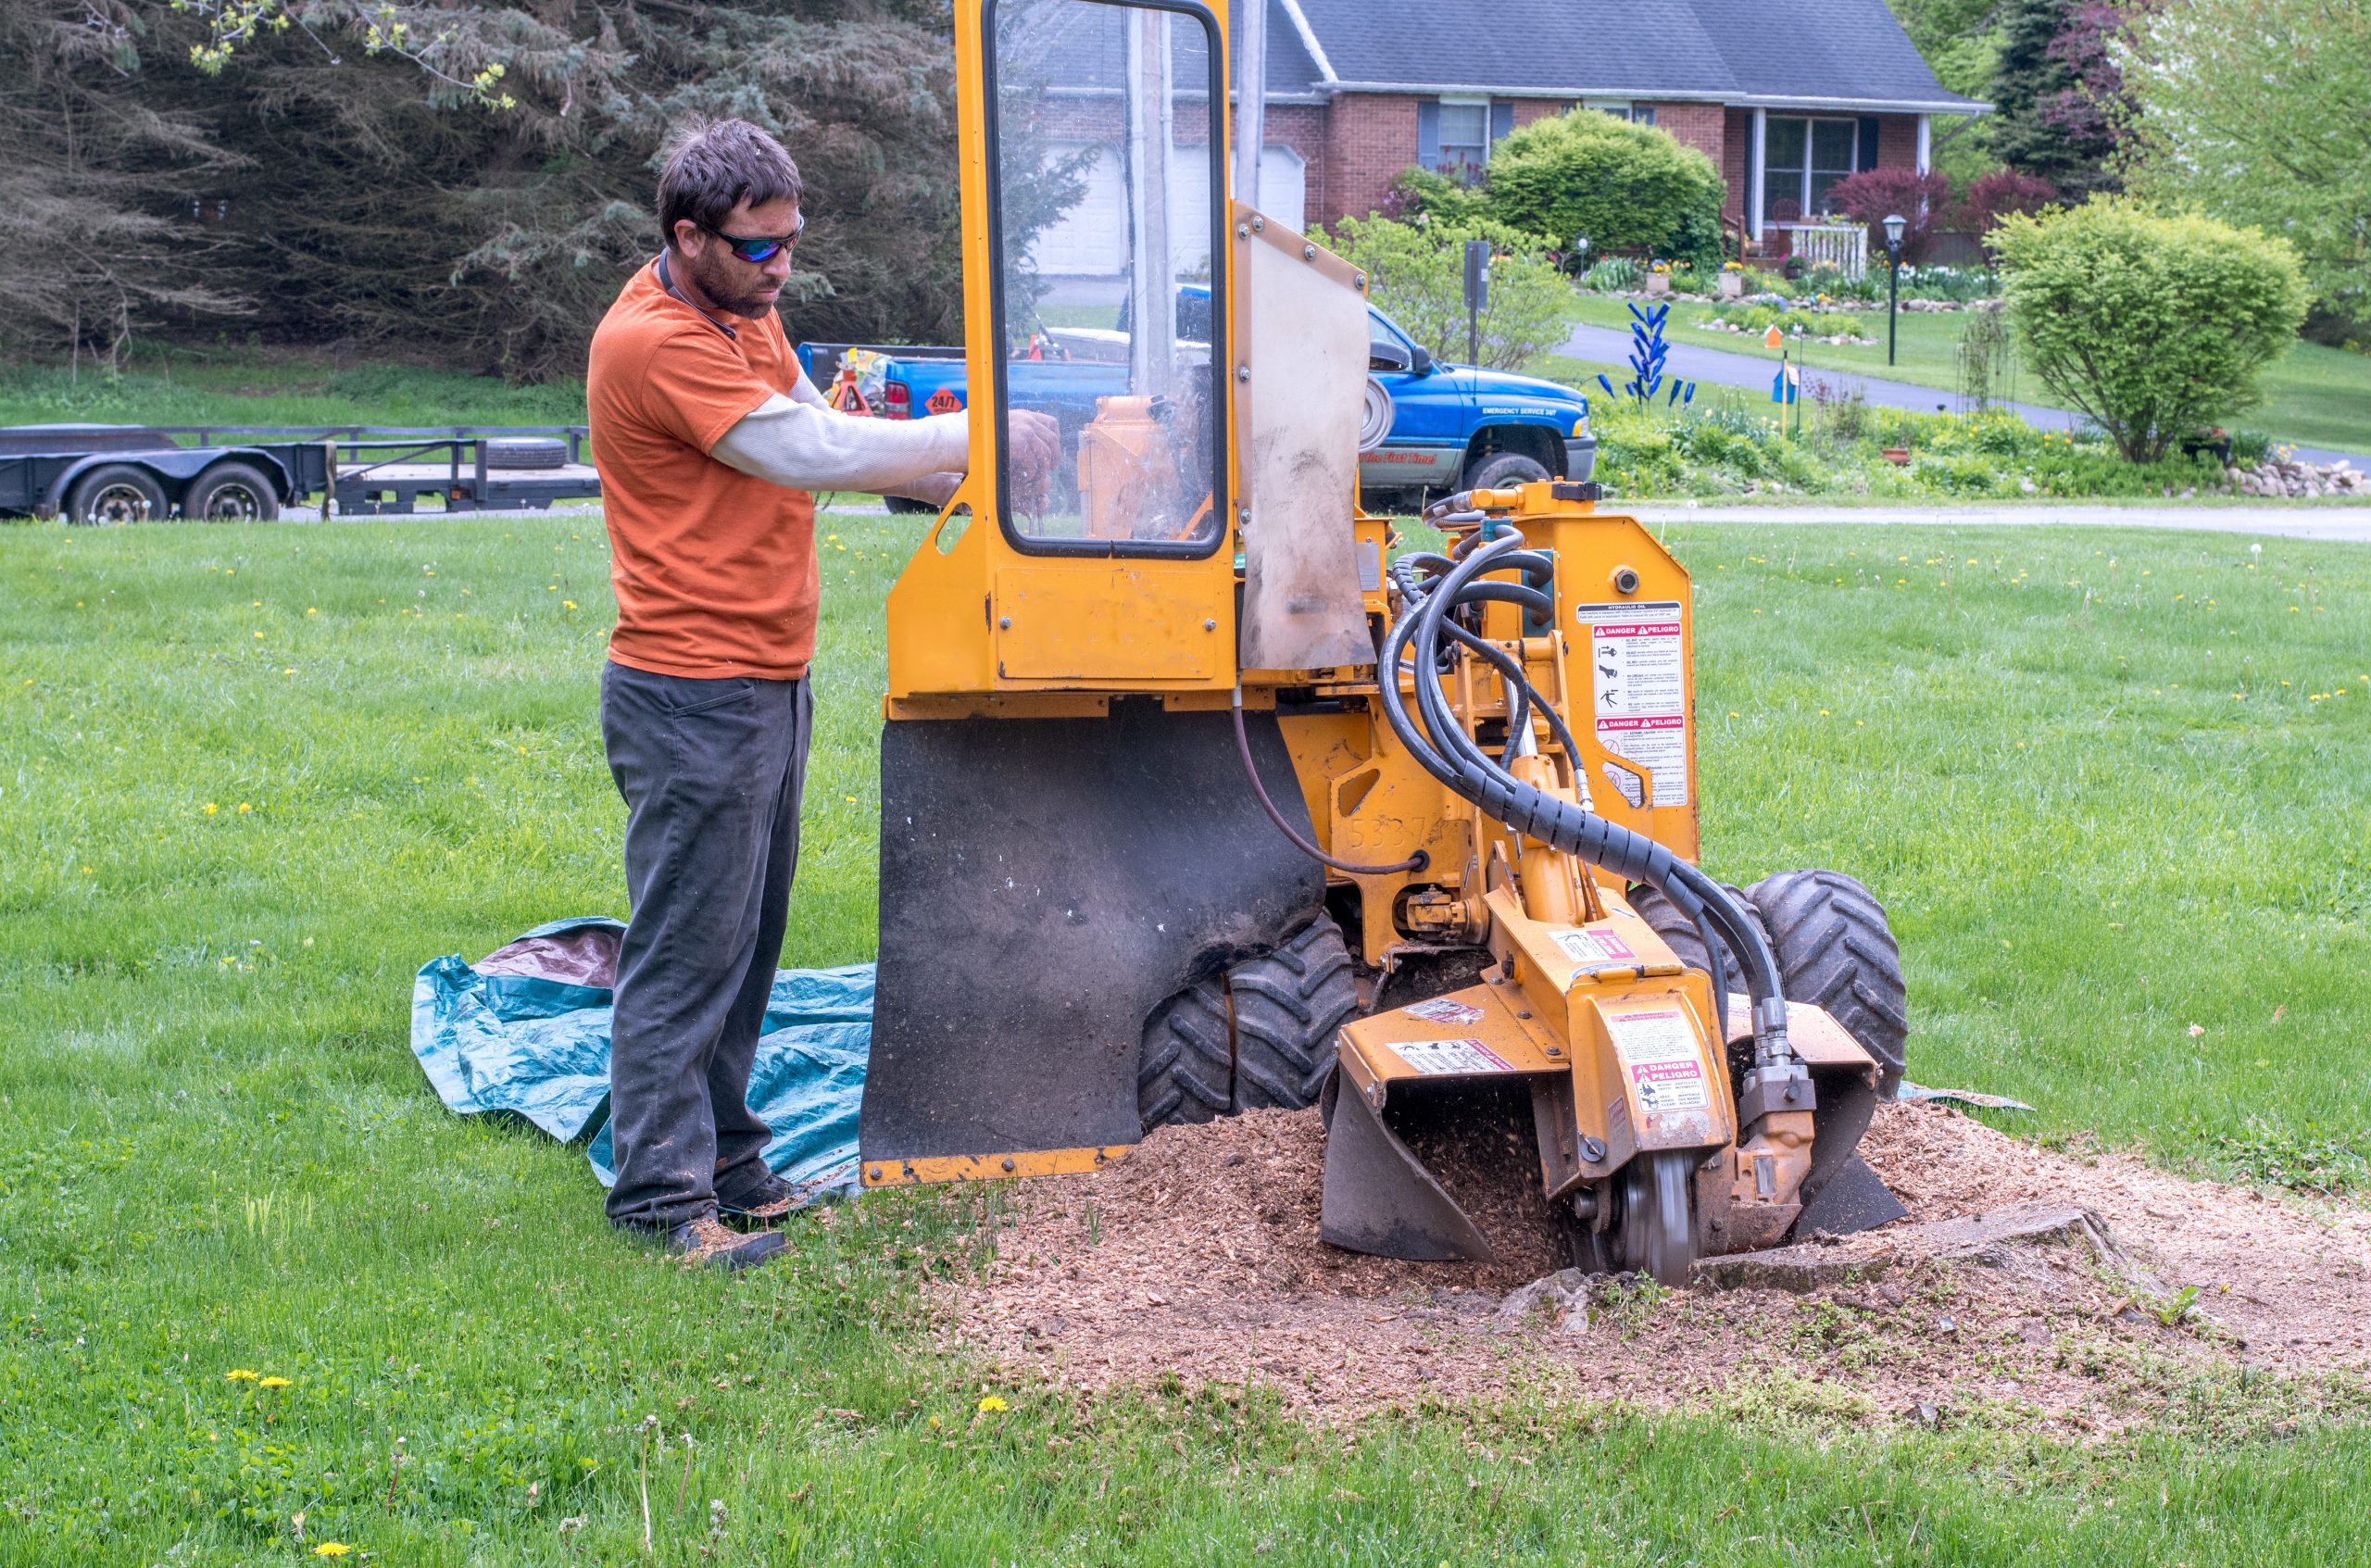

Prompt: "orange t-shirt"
[587,257,819,680]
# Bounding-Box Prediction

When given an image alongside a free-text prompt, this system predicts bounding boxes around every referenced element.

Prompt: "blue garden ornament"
[1619,300,1694,408]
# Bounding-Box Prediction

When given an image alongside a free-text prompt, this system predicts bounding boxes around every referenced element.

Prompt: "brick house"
[1234,0,1988,248]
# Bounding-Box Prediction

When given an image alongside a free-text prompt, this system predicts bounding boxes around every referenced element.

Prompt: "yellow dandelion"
[226,1368,258,1382]
[976,1395,1009,1412]
[312,1545,352,1559]
[563,600,579,610]
[253,631,265,639]
[203,803,220,817]
[307,608,318,616]
[238,803,253,814]
[259,1375,292,1389]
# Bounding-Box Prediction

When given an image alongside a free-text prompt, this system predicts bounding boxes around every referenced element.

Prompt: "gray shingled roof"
[1271,0,1988,114]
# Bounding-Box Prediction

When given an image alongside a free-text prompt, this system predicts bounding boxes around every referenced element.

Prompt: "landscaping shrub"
[1992,198,2310,461]
[1958,169,2061,234]
[1700,301,1863,337]
[1320,216,1569,370]
[1798,263,1884,305]
[1382,166,1490,228]
[1580,257,1645,292]
[1825,168,1954,263]
[1483,112,1726,270]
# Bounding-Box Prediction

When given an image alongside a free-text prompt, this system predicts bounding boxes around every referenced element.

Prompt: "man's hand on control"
[1006,409,1061,514]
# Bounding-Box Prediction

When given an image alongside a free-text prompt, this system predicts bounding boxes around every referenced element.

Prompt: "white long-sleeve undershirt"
[709,370,966,506]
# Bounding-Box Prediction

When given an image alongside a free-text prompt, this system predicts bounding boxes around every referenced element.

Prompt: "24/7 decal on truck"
[1571,598,1689,809]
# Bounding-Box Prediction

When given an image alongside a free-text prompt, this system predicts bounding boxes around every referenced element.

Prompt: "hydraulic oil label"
[1400,997,1487,1025]
[1605,1007,1711,1113]
[1571,598,1689,809]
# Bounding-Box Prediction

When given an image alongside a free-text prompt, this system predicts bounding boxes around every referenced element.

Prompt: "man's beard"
[686,247,779,319]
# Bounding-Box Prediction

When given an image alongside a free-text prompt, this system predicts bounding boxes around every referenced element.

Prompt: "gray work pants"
[598,661,812,1230]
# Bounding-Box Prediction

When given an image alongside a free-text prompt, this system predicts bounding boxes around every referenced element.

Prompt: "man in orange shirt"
[587,119,1055,1269]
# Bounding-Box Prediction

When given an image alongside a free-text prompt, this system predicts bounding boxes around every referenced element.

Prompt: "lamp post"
[1571,233,1590,278]
[1881,213,1906,367]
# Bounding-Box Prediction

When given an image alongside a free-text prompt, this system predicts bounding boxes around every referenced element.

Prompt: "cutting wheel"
[1616,1149,1699,1286]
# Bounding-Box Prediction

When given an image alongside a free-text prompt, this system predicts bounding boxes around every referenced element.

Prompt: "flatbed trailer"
[0,424,602,523]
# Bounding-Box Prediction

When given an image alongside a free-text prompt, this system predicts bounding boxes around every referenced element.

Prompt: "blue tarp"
[409,916,872,1207]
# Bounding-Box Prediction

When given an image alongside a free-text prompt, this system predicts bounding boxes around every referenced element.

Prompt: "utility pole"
[1233,0,1267,212]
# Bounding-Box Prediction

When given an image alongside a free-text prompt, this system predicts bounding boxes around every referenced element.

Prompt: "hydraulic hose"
[1378,529,1803,1093]
[1232,687,1428,877]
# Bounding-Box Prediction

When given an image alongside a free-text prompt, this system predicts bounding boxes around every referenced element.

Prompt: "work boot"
[719,1175,798,1231]
[631,1215,786,1272]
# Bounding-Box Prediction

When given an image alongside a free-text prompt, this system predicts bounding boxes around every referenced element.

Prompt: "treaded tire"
[1746,868,1909,1097]
[1228,917,1360,1112]
[1625,881,1767,1000]
[1137,978,1233,1131]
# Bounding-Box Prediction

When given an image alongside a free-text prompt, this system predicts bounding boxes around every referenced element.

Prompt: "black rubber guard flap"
[860,704,1324,1164]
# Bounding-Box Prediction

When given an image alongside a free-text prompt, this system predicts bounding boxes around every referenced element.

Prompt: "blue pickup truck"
[797,289,1595,514]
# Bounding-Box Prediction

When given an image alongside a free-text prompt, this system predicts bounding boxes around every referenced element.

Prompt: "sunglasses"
[702,217,806,265]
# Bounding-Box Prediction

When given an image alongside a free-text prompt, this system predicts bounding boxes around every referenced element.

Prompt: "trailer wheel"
[884,495,935,515]
[182,462,281,523]
[65,465,168,526]
[1229,916,1360,1112]
[1746,869,1909,1096]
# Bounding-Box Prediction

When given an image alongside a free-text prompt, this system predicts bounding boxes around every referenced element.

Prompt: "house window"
[1584,100,1656,126]
[1436,99,1490,180]
[1761,117,1858,220]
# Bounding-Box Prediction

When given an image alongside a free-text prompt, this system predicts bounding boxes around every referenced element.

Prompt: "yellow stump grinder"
[856,0,1911,1284]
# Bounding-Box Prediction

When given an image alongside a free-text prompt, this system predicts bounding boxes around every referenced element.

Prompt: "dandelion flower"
[563,600,579,610]
[312,1545,352,1559]
[259,1375,292,1389]
[238,803,253,814]
[203,803,220,817]
[976,1395,1009,1412]
[226,1368,258,1381]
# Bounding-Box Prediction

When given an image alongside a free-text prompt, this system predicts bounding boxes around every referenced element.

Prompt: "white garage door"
[1033,141,1310,279]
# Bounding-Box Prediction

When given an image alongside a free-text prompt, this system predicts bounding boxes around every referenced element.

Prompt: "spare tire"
[1358,376,1395,452]
[1746,869,1909,1096]
[483,438,568,470]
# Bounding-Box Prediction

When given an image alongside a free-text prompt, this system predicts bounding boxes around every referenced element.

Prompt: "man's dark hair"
[657,119,804,251]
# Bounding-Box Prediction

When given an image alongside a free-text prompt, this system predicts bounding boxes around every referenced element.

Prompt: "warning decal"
[1605,1008,1710,1112]
[1572,599,1689,809]
[1551,927,1640,971]
[924,386,964,415]
[1390,1038,1516,1076]
[1401,997,1487,1025]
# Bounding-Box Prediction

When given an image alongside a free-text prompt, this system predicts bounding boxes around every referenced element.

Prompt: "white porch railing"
[1772,222,1868,279]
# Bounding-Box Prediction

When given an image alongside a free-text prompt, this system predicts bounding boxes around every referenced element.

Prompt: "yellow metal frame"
[885,0,1242,706]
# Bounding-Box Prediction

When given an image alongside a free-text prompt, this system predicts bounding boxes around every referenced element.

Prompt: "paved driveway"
[1562,322,2371,471]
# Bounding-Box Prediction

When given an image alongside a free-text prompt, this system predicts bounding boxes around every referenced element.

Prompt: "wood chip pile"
[936,1101,2371,1429]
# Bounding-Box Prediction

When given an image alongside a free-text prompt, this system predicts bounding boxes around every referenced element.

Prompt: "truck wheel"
[1465,450,1550,494]
[182,462,281,522]
[1229,916,1360,1111]
[65,465,168,526]
[1746,869,1909,1096]
[1137,978,1233,1131]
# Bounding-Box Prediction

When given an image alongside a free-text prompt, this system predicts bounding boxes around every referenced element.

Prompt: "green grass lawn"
[4,513,2371,1564]
[0,345,588,432]
[1564,294,2371,457]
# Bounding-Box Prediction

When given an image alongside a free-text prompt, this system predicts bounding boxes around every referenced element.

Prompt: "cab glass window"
[986,0,1227,556]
